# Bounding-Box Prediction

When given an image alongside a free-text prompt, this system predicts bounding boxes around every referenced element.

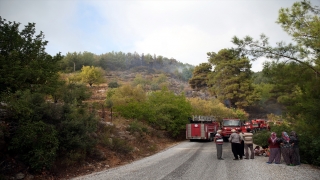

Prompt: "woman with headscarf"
[290,131,300,165]
[278,131,294,165]
[266,132,281,164]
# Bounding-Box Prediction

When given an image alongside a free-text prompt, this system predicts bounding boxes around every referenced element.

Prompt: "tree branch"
[250,44,320,76]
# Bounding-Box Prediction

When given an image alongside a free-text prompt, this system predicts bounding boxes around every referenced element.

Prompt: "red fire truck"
[244,120,259,133]
[254,119,269,130]
[186,115,220,141]
[220,118,246,141]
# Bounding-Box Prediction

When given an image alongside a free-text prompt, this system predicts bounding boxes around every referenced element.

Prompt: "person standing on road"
[214,130,224,160]
[267,132,281,164]
[243,128,254,159]
[229,129,242,160]
[238,129,245,157]
[279,131,294,166]
[290,131,300,165]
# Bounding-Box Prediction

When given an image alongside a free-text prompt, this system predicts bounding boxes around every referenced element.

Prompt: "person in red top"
[267,132,281,164]
[214,130,224,160]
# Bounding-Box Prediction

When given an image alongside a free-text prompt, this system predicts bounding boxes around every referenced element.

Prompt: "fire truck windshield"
[223,120,241,126]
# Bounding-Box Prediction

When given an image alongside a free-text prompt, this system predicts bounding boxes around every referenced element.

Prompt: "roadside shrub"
[98,124,117,147]
[100,134,113,148]
[10,121,59,171]
[127,120,149,135]
[299,133,320,166]
[58,104,98,156]
[148,144,158,152]
[253,130,270,147]
[110,138,133,154]
[146,88,192,138]
[98,123,117,135]
[62,149,87,166]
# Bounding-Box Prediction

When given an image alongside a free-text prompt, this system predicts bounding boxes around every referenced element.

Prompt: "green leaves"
[207,49,255,108]
[0,17,62,95]
[108,85,192,138]
[188,63,212,90]
[10,121,59,171]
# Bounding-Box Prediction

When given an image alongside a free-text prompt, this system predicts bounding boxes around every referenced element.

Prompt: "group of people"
[267,131,300,166]
[214,128,255,160]
[214,128,300,166]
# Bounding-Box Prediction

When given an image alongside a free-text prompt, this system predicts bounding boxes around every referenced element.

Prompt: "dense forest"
[0,0,319,178]
[59,51,194,82]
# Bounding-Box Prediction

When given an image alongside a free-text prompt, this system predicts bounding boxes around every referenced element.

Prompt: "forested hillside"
[59,51,194,83]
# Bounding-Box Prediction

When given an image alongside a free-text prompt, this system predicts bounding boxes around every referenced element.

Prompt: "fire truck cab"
[221,118,246,141]
[186,115,220,141]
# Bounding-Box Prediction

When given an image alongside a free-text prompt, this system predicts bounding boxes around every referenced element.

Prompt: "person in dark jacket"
[290,131,300,165]
[238,129,245,157]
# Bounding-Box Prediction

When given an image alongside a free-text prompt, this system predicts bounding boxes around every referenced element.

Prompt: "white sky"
[1,0,319,72]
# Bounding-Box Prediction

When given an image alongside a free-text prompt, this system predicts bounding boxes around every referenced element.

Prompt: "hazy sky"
[1,0,319,72]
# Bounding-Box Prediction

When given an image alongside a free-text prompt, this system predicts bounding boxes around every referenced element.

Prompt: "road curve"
[72,141,320,180]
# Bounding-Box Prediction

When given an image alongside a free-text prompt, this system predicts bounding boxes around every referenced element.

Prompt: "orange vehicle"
[186,115,220,141]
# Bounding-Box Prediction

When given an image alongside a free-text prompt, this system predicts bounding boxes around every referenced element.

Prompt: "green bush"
[100,134,113,148]
[253,130,270,147]
[59,83,92,104]
[108,81,120,88]
[62,149,87,166]
[297,131,320,165]
[10,121,59,171]
[146,88,192,138]
[58,104,98,154]
[127,120,149,135]
[150,83,160,91]
[110,138,133,154]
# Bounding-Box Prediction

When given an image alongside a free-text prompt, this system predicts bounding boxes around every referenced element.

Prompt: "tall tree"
[0,17,62,95]
[188,63,212,90]
[207,49,256,108]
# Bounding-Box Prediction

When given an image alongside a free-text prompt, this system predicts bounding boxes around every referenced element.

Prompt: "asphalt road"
[72,141,320,180]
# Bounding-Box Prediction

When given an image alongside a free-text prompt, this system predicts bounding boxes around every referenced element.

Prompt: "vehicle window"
[223,120,240,126]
